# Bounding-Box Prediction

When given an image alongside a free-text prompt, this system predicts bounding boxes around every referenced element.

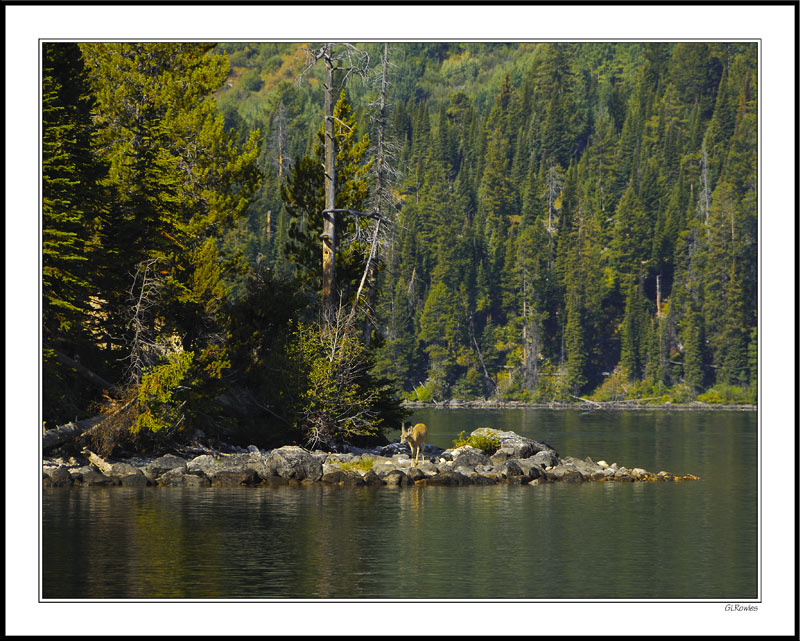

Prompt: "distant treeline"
[218,42,757,406]
[41,42,757,454]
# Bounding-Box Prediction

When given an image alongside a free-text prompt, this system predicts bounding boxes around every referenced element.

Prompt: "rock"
[377,441,449,459]
[422,470,472,486]
[155,468,210,487]
[186,454,222,477]
[77,468,116,486]
[210,469,257,487]
[372,461,402,476]
[383,470,412,487]
[362,469,385,486]
[145,454,187,481]
[118,469,149,486]
[340,470,365,486]
[630,468,648,479]
[44,465,73,487]
[182,473,211,487]
[471,428,558,459]
[449,446,492,471]
[413,460,439,475]
[100,462,149,486]
[263,446,323,482]
[499,459,524,478]
[516,459,547,481]
[321,469,347,484]
[545,464,584,483]
[326,453,358,464]
[528,450,560,468]
[489,448,513,464]
[156,467,189,486]
[406,467,428,483]
[560,456,601,477]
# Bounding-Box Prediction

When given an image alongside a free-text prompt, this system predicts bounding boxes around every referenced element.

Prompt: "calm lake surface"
[42,408,758,600]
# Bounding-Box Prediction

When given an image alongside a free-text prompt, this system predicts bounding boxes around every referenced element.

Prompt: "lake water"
[42,408,758,600]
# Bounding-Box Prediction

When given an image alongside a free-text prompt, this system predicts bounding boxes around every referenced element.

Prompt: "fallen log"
[42,415,105,450]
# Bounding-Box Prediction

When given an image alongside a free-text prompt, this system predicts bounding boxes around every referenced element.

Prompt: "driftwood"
[84,449,113,474]
[42,415,105,450]
[43,398,137,452]
[570,394,602,408]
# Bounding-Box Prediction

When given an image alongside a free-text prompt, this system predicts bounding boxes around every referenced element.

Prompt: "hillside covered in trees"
[42,42,757,454]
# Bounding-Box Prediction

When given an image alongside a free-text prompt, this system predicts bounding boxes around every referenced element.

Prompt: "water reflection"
[43,410,757,600]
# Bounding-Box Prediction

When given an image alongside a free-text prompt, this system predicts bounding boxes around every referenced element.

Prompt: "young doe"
[400,422,428,467]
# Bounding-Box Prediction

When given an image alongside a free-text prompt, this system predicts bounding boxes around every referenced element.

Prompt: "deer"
[400,422,428,467]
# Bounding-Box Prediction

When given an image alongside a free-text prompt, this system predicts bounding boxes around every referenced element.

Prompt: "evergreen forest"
[42,42,758,454]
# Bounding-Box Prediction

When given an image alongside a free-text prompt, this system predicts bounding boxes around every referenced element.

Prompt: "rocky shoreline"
[403,400,756,411]
[42,427,699,488]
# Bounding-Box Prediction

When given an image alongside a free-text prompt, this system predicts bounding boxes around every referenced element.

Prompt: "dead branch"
[45,346,116,392]
[569,394,602,407]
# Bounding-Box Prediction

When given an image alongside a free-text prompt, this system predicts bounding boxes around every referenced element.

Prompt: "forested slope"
[216,41,758,405]
[41,42,757,454]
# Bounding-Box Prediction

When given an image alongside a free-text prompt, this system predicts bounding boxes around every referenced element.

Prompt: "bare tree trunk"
[322,43,337,320]
[364,43,391,328]
[349,43,392,335]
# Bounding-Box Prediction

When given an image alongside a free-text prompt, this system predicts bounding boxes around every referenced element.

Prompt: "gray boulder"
[44,466,73,487]
[340,470,366,486]
[185,454,220,476]
[449,446,492,471]
[383,470,413,486]
[499,459,524,478]
[545,464,584,483]
[187,452,270,484]
[529,450,560,468]
[75,468,116,486]
[516,459,547,481]
[321,469,348,484]
[422,470,472,486]
[155,467,211,487]
[264,446,323,482]
[470,428,557,459]
[561,456,603,477]
[105,462,149,486]
[210,468,258,487]
[406,467,428,483]
[362,469,385,486]
[145,454,187,481]
[182,472,211,487]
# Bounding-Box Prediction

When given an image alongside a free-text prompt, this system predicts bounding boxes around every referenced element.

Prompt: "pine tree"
[77,42,260,436]
[42,43,110,423]
[282,90,373,303]
[42,43,106,343]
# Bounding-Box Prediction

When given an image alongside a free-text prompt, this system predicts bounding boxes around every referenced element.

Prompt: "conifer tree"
[282,90,372,303]
[77,42,260,436]
[42,43,110,423]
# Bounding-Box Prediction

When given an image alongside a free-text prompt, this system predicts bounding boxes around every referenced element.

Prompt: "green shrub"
[451,429,500,455]
[697,384,756,405]
[241,69,263,92]
[339,456,374,472]
[413,381,435,403]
